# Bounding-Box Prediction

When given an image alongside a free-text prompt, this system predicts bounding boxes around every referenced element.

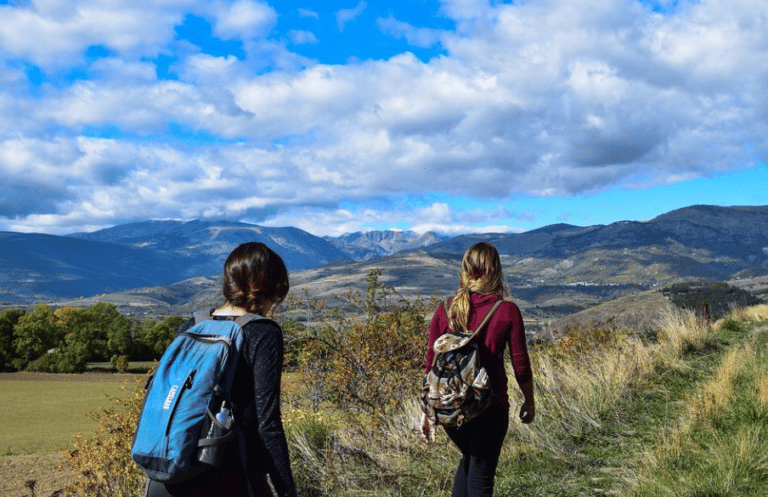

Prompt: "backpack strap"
[235,313,275,328]
[430,299,504,369]
[468,299,504,339]
[193,309,214,325]
[190,309,276,497]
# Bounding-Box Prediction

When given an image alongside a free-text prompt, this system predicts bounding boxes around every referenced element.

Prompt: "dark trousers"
[444,406,509,497]
[144,470,272,497]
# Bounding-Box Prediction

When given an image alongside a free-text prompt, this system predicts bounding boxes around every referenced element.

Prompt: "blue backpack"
[131,312,269,484]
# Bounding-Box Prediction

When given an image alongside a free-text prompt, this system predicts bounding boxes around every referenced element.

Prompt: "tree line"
[0,303,185,373]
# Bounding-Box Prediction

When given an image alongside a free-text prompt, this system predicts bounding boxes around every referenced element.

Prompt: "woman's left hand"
[421,413,435,443]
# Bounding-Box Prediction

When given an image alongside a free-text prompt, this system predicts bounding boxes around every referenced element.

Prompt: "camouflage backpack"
[420,300,503,428]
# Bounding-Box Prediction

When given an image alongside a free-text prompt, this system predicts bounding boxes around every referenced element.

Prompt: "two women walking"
[143,240,533,497]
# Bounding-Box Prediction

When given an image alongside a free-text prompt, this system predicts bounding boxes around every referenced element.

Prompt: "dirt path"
[0,452,75,497]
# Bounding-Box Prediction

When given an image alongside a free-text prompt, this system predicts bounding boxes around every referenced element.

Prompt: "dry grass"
[511,337,654,456]
[630,314,768,496]
[508,306,716,459]
[655,305,714,356]
[692,343,749,420]
[757,370,768,407]
[730,303,768,323]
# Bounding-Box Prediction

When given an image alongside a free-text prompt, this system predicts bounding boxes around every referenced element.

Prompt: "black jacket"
[145,315,297,497]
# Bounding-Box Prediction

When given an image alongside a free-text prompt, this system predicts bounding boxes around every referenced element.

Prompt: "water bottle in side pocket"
[197,398,235,467]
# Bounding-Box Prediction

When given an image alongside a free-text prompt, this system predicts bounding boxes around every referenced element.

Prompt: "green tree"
[54,306,100,372]
[84,303,132,361]
[0,308,25,370]
[13,304,61,368]
[55,303,135,367]
[137,315,185,359]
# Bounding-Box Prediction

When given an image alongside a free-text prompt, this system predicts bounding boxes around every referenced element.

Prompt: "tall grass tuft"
[729,303,768,323]
[512,333,654,456]
[285,411,339,497]
[284,398,456,497]
[691,343,747,420]
[655,305,716,356]
[507,305,724,482]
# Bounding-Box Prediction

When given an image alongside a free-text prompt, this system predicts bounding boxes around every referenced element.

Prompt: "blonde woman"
[422,242,535,497]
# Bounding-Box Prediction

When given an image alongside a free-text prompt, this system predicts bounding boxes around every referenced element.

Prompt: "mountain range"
[1,204,767,320]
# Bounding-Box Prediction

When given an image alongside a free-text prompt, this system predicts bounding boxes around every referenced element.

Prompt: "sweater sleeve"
[506,302,533,385]
[243,321,297,497]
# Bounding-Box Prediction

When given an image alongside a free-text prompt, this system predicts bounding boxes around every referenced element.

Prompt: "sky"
[1,0,767,237]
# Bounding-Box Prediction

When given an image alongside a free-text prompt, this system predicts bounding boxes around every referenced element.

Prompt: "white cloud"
[289,30,319,45]
[2,0,768,236]
[376,16,444,48]
[0,1,184,69]
[336,1,366,31]
[210,0,277,40]
[297,8,319,19]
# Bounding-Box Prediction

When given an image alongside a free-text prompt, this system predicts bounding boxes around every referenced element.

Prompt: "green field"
[0,376,133,455]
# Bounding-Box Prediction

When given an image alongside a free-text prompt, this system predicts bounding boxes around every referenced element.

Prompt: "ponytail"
[222,242,289,316]
[447,242,506,332]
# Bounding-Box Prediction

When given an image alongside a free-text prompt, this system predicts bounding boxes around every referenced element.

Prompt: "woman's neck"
[212,302,248,316]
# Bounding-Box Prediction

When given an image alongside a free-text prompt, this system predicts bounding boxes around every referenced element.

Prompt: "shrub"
[291,270,432,429]
[26,351,61,373]
[111,354,130,373]
[64,377,146,497]
[720,316,746,333]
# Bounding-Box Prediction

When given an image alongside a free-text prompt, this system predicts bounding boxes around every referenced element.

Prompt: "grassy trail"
[490,312,768,496]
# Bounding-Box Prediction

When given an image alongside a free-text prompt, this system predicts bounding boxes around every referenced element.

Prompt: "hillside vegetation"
[56,273,768,497]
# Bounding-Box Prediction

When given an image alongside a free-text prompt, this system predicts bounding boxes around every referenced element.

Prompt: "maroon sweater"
[426,292,532,412]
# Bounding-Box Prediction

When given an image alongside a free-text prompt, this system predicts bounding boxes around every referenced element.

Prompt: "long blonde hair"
[447,242,506,332]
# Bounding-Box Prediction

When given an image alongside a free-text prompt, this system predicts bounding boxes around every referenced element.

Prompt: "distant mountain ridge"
[70,219,351,275]
[326,230,449,259]
[425,205,768,259]
[0,221,449,302]
[1,205,767,312]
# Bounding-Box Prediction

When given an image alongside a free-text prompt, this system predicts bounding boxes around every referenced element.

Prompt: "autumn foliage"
[288,269,432,427]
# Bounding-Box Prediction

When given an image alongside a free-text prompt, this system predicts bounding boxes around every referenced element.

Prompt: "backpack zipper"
[165,370,196,437]
[178,331,232,347]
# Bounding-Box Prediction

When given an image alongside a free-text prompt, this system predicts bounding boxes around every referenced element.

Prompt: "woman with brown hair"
[422,242,535,497]
[146,242,297,497]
